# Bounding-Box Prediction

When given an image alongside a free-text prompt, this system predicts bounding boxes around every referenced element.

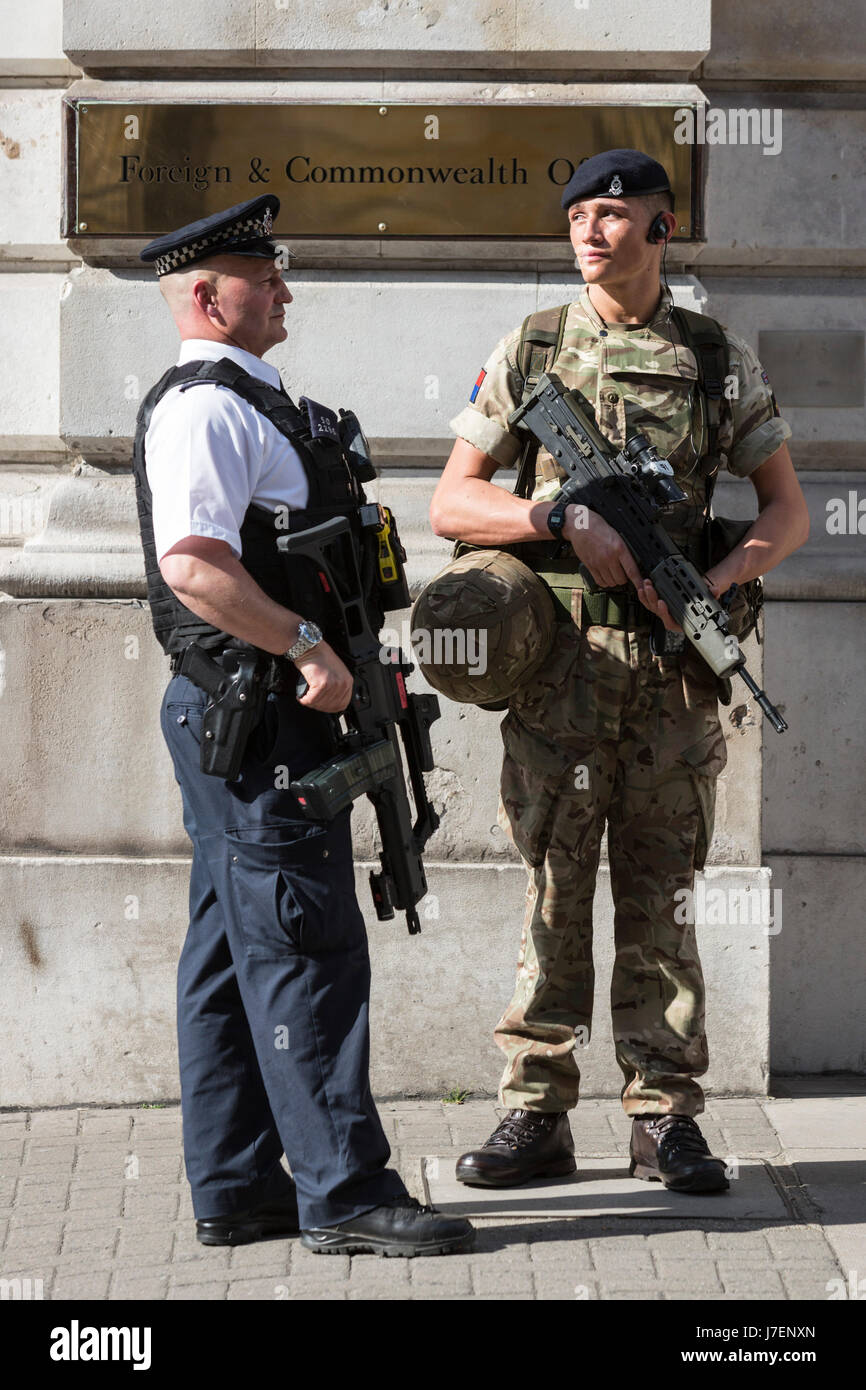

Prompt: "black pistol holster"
[171,645,271,783]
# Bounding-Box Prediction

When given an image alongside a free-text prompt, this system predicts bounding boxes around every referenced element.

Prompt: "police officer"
[430,151,809,1191]
[135,195,472,1256]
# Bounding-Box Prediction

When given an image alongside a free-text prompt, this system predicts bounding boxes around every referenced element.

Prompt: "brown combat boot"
[455,1109,576,1188]
[630,1114,729,1193]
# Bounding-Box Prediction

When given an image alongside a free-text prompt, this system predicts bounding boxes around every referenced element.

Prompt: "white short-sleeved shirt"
[145,339,309,562]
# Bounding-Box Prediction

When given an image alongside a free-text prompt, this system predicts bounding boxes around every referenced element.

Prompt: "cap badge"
[608,174,623,196]
[262,207,274,236]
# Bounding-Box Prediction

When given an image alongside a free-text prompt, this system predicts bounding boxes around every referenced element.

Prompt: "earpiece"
[648,214,669,244]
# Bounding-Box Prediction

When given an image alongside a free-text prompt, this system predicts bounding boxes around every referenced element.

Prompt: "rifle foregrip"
[649,556,742,680]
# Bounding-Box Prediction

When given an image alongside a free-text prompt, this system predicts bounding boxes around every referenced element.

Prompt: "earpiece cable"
[661,232,702,476]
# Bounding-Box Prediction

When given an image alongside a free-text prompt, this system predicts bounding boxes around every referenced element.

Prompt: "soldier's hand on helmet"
[564,507,645,590]
[294,641,355,713]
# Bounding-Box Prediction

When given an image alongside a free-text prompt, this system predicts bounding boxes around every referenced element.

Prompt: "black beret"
[560,149,673,212]
[140,195,281,277]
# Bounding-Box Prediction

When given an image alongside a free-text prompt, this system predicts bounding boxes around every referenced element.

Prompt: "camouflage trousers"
[494,607,727,1118]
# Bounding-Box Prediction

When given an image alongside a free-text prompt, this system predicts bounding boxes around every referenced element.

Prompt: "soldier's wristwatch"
[284,620,323,662]
[547,500,570,541]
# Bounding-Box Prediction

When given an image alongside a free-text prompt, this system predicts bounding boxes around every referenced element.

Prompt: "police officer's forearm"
[161,549,304,654]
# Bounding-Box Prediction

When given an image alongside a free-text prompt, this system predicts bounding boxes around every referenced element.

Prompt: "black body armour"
[131,358,361,655]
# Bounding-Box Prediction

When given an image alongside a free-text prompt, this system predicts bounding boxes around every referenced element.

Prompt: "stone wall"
[0,1,862,1102]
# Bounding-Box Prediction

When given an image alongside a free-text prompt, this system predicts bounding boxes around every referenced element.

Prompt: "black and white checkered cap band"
[154,212,274,276]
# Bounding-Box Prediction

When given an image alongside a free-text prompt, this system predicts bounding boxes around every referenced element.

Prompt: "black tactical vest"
[131,357,360,655]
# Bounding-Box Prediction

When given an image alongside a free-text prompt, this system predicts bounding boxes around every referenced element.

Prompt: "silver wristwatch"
[284,619,323,662]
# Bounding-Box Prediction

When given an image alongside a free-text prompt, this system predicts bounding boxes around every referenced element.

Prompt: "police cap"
[560,149,673,212]
[140,195,281,277]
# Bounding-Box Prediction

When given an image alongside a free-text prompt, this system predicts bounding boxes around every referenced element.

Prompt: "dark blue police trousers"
[160,671,407,1229]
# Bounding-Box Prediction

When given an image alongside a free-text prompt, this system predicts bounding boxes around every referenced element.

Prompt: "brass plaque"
[71,103,698,240]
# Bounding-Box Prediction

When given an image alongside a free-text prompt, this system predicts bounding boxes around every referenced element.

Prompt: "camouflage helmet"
[410,548,556,706]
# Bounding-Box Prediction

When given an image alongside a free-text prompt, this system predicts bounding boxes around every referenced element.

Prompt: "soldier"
[429,150,810,1191]
[134,195,473,1255]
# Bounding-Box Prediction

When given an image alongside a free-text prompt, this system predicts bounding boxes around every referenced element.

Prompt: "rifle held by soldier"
[508,373,787,734]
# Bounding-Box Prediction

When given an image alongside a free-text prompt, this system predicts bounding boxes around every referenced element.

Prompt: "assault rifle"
[277,496,441,937]
[508,373,787,734]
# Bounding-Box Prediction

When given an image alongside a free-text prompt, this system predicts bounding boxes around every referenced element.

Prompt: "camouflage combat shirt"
[450,285,792,550]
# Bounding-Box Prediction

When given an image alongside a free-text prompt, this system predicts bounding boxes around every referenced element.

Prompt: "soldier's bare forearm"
[431,437,564,544]
[710,499,811,589]
[431,475,560,545]
[709,442,810,589]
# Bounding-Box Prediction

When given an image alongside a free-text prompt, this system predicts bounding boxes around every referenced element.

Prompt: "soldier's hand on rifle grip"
[564,505,644,591]
[293,641,355,713]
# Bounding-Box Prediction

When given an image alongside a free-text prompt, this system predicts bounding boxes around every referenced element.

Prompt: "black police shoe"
[630,1114,730,1193]
[300,1195,474,1257]
[196,1190,300,1246]
[455,1109,576,1187]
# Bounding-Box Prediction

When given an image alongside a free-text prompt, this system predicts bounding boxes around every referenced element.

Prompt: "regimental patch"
[761,367,781,412]
[470,368,487,403]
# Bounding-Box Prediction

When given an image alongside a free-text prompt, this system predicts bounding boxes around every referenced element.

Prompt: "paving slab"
[764,1098,866,1275]
[764,1097,866,1148]
[1,1094,861,1301]
[774,1150,866,1276]
[422,1156,790,1221]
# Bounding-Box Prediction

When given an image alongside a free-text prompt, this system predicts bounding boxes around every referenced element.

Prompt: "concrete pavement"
[1,1082,863,1301]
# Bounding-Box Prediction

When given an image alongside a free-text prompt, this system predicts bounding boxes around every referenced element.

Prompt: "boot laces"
[485,1109,557,1151]
[384,1194,435,1215]
[645,1114,713,1160]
